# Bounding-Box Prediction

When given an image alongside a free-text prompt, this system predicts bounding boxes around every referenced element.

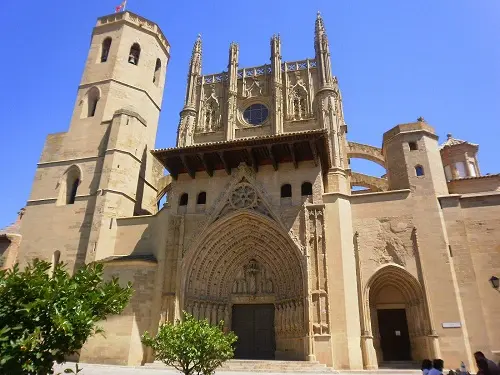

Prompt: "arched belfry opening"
[363,265,432,365]
[181,210,307,360]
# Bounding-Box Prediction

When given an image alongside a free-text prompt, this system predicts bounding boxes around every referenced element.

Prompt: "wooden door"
[231,304,275,359]
[377,309,411,361]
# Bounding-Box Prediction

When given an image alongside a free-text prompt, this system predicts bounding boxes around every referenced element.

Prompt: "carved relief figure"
[287,74,310,120]
[232,258,274,295]
[371,218,413,266]
[199,85,221,132]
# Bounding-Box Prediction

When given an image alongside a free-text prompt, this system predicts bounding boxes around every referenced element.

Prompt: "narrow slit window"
[281,184,292,198]
[153,58,161,85]
[197,192,206,204]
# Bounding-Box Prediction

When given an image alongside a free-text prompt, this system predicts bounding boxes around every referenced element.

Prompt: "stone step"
[148,359,335,372]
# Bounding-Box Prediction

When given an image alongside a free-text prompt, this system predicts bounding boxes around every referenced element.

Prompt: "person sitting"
[422,359,433,375]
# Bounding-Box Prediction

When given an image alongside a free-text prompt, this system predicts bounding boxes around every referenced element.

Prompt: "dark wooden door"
[377,309,411,361]
[231,304,275,359]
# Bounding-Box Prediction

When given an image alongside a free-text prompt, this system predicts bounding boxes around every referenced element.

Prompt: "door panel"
[377,309,411,361]
[232,304,275,359]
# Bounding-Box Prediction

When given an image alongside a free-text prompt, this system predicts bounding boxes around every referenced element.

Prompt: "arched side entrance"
[363,265,432,365]
[181,210,308,360]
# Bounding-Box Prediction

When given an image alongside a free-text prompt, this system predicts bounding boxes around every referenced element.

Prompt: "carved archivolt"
[182,209,306,305]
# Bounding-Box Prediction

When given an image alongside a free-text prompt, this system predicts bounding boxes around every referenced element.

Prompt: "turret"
[440,134,480,180]
[382,118,448,196]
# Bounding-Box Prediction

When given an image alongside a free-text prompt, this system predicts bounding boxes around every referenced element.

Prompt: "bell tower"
[18,11,170,270]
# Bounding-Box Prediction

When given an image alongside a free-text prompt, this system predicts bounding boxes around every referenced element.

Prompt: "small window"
[153,58,161,85]
[197,192,206,204]
[68,178,80,204]
[468,162,477,177]
[243,104,269,125]
[128,43,141,65]
[455,162,466,178]
[415,165,424,177]
[179,193,188,206]
[82,87,100,118]
[280,184,292,198]
[101,37,112,63]
[444,165,452,181]
[409,141,418,151]
[301,182,313,196]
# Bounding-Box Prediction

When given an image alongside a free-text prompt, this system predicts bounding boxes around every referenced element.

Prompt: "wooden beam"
[246,148,258,173]
[267,145,278,171]
[309,140,319,167]
[289,142,298,169]
[199,153,213,177]
[164,160,179,180]
[180,155,195,179]
[218,151,231,175]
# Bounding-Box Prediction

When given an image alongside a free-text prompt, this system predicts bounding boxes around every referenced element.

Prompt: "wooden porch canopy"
[152,129,330,179]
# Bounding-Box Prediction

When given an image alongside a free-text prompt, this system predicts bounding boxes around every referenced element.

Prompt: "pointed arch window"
[58,165,82,206]
[153,58,161,85]
[301,182,313,196]
[128,43,141,65]
[82,87,100,118]
[101,37,112,63]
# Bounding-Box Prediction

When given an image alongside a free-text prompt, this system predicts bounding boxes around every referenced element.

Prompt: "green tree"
[0,259,132,375]
[142,312,237,375]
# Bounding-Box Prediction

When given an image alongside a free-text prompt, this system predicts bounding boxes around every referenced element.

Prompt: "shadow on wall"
[73,124,111,274]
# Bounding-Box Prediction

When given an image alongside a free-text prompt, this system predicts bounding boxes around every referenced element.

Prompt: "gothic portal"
[2,9,500,371]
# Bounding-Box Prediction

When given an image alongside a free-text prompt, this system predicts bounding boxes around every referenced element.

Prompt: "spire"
[315,11,326,41]
[314,11,334,87]
[190,34,202,75]
[184,34,202,107]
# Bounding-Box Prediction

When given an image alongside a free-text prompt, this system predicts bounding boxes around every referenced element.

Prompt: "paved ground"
[53,362,421,375]
[53,362,329,375]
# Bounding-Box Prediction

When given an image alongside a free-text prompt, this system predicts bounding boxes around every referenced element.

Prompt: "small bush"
[142,312,237,375]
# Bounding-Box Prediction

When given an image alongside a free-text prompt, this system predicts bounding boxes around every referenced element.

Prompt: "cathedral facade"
[2,10,500,370]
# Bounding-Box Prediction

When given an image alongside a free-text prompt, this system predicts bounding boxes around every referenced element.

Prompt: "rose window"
[230,183,257,209]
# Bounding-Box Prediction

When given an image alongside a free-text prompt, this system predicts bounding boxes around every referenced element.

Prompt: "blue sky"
[0,0,499,227]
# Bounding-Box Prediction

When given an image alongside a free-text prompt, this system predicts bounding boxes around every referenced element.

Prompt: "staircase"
[146,359,335,373]
[146,360,423,374]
